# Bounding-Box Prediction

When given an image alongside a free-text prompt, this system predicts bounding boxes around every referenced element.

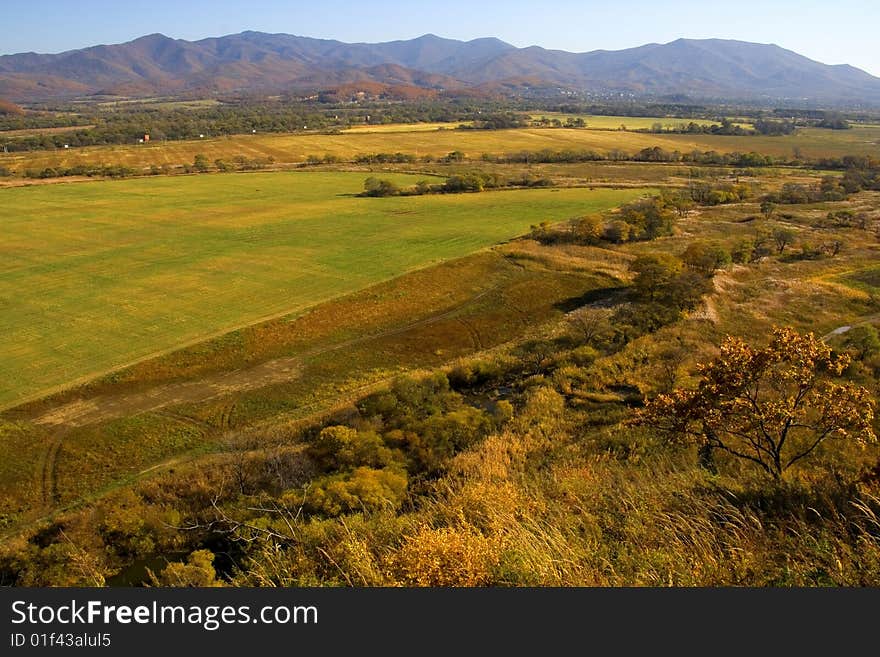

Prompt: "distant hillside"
[2,32,879,104]
[0,98,25,115]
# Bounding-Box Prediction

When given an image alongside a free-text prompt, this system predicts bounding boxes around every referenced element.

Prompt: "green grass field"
[0,171,644,408]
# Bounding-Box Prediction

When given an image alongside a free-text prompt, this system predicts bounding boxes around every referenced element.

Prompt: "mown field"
[0,171,644,408]
[529,112,754,130]
[2,123,878,174]
[0,124,97,138]
[340,121,472,133]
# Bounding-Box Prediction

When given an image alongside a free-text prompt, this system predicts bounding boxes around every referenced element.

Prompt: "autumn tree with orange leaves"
[636,327,876,479]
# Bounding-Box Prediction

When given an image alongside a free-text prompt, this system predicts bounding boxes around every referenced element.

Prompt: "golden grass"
[3,124,877,174]
[530,112,754,130]
[340,122,471,133]
[0,125,96,138]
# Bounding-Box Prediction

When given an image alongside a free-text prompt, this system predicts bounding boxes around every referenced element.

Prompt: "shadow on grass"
[554,286,629,313]
[699,475,868,525]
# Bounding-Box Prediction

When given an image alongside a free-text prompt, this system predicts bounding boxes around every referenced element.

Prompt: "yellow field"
[95,98,222,111]
[341,121,473,133]
[0,124,97,138]
[3,123,876,174]
[530,113,753,130]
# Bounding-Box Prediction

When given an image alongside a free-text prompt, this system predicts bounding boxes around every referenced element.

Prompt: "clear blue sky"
[3,0,879,76]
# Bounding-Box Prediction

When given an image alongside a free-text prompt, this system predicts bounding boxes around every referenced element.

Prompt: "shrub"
[151,550,224,587]
[308,426,401,470]
[362,177,401,197]
[305,467,408,517]
[391,525,499,586]
[447,359,503,389]
[404,407,493,474]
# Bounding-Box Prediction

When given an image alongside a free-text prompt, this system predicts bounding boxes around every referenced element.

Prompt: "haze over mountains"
[2,31,879,104]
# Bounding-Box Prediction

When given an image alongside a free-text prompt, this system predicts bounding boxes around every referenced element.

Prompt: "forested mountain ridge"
[2,32,879,103]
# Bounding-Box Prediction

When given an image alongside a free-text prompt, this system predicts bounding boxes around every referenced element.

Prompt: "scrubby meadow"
[1,110,879,587]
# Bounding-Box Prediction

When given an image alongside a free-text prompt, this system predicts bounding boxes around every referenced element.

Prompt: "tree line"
[360,171,553,197]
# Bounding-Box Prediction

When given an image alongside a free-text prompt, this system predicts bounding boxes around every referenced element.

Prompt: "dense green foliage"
[361,171,553,197]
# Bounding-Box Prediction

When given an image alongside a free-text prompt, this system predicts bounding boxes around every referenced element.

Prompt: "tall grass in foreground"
[232,408,880,587]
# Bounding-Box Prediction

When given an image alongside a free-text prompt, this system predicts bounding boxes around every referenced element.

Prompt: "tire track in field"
[457,318,484,350]
[10,267,531,538]
[153,409,215,432]
[219,401,236,431]
[40,428,68,506]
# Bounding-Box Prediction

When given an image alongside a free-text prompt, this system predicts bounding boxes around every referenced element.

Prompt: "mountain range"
[2,31,879,104]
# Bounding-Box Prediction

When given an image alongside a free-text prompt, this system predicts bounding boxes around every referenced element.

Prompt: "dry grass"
[392,406,880,586]
[3,124,877,174]
[0,125,96,138]
[530,112,753,131]
[340,122,471,133]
